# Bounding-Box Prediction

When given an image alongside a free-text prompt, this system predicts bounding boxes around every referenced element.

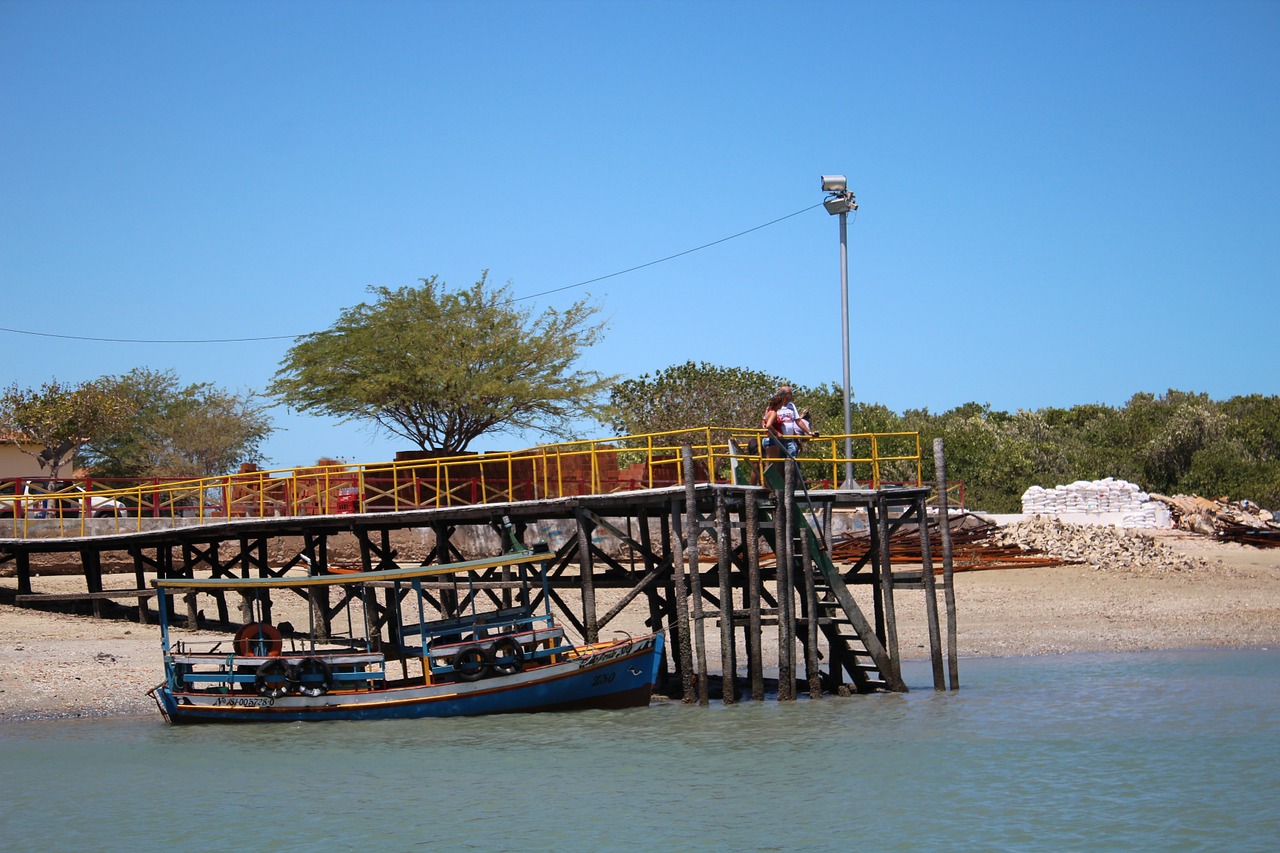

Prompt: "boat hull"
[155,633,663,724]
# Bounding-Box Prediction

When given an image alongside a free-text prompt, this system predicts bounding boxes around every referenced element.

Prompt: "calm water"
[2,648,1277,852]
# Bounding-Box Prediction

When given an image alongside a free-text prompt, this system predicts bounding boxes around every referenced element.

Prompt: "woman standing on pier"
[762,385,813,459]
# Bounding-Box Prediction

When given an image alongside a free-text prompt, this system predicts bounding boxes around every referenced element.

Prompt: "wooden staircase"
[758,462,906,693]
[808,562,887,693]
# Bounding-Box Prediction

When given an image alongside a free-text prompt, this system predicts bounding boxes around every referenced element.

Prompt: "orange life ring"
[234,622,283,657]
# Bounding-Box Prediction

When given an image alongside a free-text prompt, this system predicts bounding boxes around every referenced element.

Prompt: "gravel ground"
[1,527,1276,723]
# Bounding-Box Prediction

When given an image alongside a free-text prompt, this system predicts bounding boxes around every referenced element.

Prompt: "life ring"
[490,636,525,676]
[452,645,491,682]
[254,658,291,699]
[234,622,283,658]
[291,657,332,698]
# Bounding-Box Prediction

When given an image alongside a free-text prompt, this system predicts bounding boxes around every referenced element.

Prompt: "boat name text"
[576,636,655,669]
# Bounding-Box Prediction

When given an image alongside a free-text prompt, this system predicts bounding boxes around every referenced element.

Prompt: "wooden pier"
[0,450,959,700]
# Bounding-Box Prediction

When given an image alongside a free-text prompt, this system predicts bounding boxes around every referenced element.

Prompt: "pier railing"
[0,427,922,538]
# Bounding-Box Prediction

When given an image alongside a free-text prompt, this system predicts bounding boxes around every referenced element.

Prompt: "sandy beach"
[2,528,1277,723]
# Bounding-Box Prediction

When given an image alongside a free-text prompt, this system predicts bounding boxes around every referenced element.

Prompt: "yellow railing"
[0,427,921,538]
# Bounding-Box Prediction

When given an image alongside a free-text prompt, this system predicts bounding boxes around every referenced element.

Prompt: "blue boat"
[147,547,664,724]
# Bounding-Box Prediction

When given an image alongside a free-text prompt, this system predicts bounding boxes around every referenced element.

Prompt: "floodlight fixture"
[823,194,855,215]
[822,174,857,216]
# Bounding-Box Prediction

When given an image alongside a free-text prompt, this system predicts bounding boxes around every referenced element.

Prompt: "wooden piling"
[575,510,599,644]
[716,491,736,704]
[82,549,103,618]
[15,550,32,597]
[918,492,945,690]
[682,444,709,706]
[875,493,903,687]
[933,438,960,690]
[129,547,149,624]
[671,447,696,703]
[745,489,765,701]
[800,521,821,699]
[777,459,796,701]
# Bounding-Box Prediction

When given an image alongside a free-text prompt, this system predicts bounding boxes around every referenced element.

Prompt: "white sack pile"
[1020,477,1168,528]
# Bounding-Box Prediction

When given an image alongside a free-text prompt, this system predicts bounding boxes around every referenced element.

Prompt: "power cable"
[0,202,825,345]
[510,202,822,301]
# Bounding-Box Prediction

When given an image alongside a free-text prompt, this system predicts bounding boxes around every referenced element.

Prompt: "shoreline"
[3,529,1277,724]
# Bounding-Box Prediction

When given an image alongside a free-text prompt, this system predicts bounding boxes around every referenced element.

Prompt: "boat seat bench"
[424,626,565,661]
[400,605,539,639]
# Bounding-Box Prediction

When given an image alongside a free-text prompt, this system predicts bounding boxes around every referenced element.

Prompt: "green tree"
[605,361,786,442]
[270,273,612,453]
[1042,403,1137,483]
[0,379,134,477]
[82,368,274,479]
[903,404,1037,512]
[1181,394,1280,507]
[1118,390,1227,493]
[801,382,903,436]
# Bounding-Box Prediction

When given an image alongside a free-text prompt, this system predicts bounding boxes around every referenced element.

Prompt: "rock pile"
[989,516,1215,573]
[1021,477,1168,528]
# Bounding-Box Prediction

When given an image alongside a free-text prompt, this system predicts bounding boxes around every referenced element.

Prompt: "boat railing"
[167,648,387,692]
[166,635,373,658]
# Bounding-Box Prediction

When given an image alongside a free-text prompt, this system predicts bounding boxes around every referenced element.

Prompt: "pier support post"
[575,510,599,644]
[670,447,695,703]
[15,551,32,597]
[800,521,821,699]
[82,549,103,618]
[875,493,903,688]
[682,445,709,705]
[933,438,960,690]
[777,459,796,701]
[237,591,254,625]
[716,492,736,704]
[130,547,150,624]
[918,492,945,690]
[745,490,764,701]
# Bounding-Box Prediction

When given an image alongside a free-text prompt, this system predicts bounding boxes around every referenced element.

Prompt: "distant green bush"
[797,386,1280,513]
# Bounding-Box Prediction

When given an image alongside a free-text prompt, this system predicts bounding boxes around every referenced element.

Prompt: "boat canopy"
[151,549,551,592]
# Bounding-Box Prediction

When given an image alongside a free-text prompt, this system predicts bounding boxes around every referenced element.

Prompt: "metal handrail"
[0,426,923,538]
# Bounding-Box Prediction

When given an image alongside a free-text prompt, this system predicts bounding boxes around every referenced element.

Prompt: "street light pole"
[822,176,858,487]
[838,205,853,487]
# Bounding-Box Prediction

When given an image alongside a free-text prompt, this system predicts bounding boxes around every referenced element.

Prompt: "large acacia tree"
[270,273,612,453]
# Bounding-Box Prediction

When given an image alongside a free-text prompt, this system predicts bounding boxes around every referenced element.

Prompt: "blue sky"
[3,0,1276,469]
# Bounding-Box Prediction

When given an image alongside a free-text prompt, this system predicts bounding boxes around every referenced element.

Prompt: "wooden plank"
[15,588,168,602]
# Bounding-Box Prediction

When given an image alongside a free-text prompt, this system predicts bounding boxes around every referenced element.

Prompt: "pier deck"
[1,474,957,700]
